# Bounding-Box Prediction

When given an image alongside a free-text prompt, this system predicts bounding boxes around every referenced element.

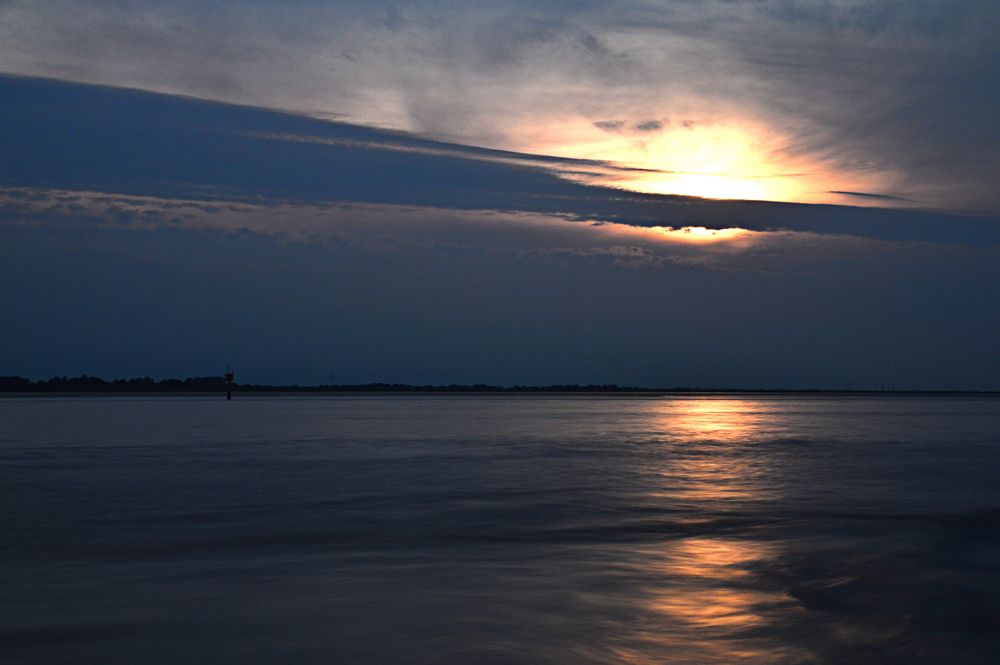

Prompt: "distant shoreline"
[0,375,1000,397]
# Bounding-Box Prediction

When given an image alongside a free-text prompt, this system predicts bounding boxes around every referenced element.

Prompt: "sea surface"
[2,394,999,664]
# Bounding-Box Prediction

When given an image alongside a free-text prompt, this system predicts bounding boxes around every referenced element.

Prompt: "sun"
[639,171,768,201]
[608,123,806,202]
[518,114,889,205]
[516,113,903,206]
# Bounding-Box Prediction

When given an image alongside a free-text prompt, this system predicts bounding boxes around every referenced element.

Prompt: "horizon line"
[1,375,997,396]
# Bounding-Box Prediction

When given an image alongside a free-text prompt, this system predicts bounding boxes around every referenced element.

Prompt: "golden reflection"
[651,398,769,444]
[647,398,777,504]
[650,226,750,244]
[586,221,760,252]
[609,398,805,663]
[647,538,776,630]
[649,587,767,628]
[614,539,803,663]
[667,537,767,580]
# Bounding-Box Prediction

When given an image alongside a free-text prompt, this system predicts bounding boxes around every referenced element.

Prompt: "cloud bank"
[0,75,998,388]
[3,76,999,247]
[3,185,998,388]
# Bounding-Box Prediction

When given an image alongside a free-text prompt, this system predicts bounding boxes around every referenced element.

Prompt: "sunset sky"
[1,1,998,388]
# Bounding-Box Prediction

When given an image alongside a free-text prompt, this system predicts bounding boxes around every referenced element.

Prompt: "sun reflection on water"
[644,398,779,505]
[650,398,770,443]
[610,536,804,664]
[610,398,805,663]
[645,537,779,631]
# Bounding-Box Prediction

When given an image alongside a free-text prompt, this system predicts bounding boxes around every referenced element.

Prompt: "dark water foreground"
[2,395,999,664]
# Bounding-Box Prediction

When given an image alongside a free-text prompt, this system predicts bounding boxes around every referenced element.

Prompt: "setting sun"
[613,122,806,201]
[619,123,792,201]
[525,116,899,206]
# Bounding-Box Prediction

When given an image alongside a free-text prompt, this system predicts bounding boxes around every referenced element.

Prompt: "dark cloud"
[830,190,914,203]
[2,75,998,247]
[576,29,620,58]
[633,119,662,132]
[594,120,625,132]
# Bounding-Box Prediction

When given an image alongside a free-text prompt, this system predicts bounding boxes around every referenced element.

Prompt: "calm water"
[2,395,999,664]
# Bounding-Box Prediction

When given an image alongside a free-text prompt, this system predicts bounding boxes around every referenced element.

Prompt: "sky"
[1,1,998,388]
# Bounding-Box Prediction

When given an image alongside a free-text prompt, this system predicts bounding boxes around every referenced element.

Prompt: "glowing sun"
[522,115,897,206]
[608,123,804,201]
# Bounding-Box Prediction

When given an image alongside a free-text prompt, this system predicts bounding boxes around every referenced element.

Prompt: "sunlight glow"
[607,398,807,664]
[643,398,777,503]
[523,115,900,206]
[615,124,798,201]
[651,226,751,244]
[650,398,769,443]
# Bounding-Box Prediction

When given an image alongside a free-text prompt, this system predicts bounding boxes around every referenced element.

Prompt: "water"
[2,394,999,663]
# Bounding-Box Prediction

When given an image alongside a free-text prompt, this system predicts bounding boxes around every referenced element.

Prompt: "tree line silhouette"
[0,375,651,393]
[1,375,994,394]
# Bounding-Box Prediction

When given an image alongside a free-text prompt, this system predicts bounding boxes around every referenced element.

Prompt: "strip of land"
[1,375,996,395]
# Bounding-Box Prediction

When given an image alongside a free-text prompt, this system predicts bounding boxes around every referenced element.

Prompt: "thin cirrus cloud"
[0,1,998,211]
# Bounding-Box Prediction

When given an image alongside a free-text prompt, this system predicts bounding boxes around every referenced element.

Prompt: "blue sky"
[1,2,998,388]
